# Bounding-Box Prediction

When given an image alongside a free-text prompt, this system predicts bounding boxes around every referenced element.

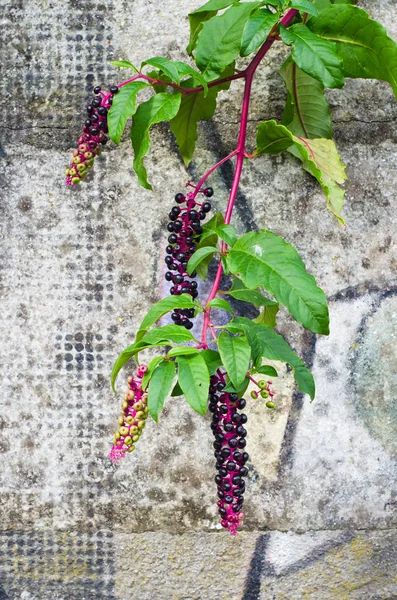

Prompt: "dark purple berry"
[166,245,173,254]
[110,85,119,94]
[224,495,233,504]
[232,475,242,485]
[167,222,175,232]
[226,461,236,471]
[204,187,214,197]
[173,221,183,232]
[238,398,246,409]
[238,438,247,449]
[199,210,206,220]
[231,413,242,423]
[215,474,222,485]
[239,467,248,477]
[229,438,238,448]
[240,414,248,424]
[90,127,99,135]
[165,256,173,266]
[202,201,212,212]
[91,113,99,122]
[175,193,185,203]
[168,234,177,244]
[237,426,247,437]
[87,105,93,114]
[98,106,108,116]
[229,393,239,402]
[165,271,173,281]
[224,423,234,433]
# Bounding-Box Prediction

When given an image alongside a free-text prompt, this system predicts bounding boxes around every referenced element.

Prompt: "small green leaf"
[173,62,209,95]
[131,92,182,189]
[226,230,329,335]
[167,346,199,357]
[223,377,250,396]
[254,303,279,328]
[177,353,210,414]
[142,57,181,84]
[203,212,224,232]
[195,2,260,80]
[187,246,218,275]
[207,298,235,317]
[240,8,279,57]
[111,60,138,71]
[148,360,176,421]
[108,81,147,145]
[137,294,200,341]
[255,365,278,377]
[141,356,165,390]
[214,224,237,247]
[280,56,332,139]
[200,349,223,375]
[256,119,294,155]
[226,278,277,307]
[218,331,251,388]
[142,324,196,345]
[290,0,318,16]
[280,23,344,88]
[171,381,184,396]
[194,234,219,280]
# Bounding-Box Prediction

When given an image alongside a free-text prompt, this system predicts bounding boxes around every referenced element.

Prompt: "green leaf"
[167,346,199,357]
[225,278,277,307]
[200,349,223,375]
[177,353,210,414]
[147,360,176,421]
[231,317,315,399]
[308,5,397,99]
[141,356,165,390]
[290,0,318,16]
[142,57,181,84]
[207,298,235,317]
[195,3,259,80]
[173,63,209,95]
[254,303,279,328]
[255,120,346,221]
[203,212,224,232]
[280,23,344,88]
[142,324,197,345]
[280,56,332,139]
[226,230,330,335]
[111,60,138,71]
[171,381,184,396]
[186,0,239,55]
[223,377,250,396]
[108,81,147,145]
[256,119,295,155]
[131,92,182,189]
[214,224,237,247]
[291,136,346,223]
[170,83,217,166]
[217,331,251,388]
[137,294,200,341]
[256,365,278,377]
[195,233,219,280]
[240,8,279,57]
[187,246,218,275]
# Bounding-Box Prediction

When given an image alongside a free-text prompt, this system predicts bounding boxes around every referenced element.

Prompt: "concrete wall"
[1,0,397,598]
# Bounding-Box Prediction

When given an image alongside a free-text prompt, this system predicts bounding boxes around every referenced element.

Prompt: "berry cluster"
[65,84,119,186]
[109,364,149,462]
[250,379,276,408]
[165,187,213,329]
[209,369,248,535]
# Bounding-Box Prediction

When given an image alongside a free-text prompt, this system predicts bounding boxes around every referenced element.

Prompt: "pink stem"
[199,8,298,348]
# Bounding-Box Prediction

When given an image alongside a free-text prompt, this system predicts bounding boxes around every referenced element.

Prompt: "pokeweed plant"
[65,0,397,535]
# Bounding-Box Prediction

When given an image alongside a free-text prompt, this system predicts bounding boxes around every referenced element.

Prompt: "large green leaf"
[231,318,315,399]
[207,298,235,317]
[187,246,218,275]
[200,349,223,375]
[194,233,219,280]
[186,0,239,55]
[108,81,147,145]
[280,23,344,88]
[240,8,279,57]
[308,5,397,99]
[290,0,318,16]
[217,331,251,388]
[147,360,176,421]
[195,2,259,80]
[254,304,279,328]
[142,324,197,345]
[137,294,200,341]
[131,92,181,189]
[226,229,330,335]
[141,356,164,390]
[280,57,332,139]
[225,278,278,307]
[255,120,346,222]
[177,353,210,414]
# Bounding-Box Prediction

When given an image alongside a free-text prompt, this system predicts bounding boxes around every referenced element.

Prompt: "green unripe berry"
[71,177,81,185]
[132,434,140,442]
[258,380,267,389]
[266,401,275,409]
[137,420,145,430]
[136,410,145,420]
[118,416,124,426]
[124,436,132,445]
[260,390,269,399]
[127,445,135,453]
[250,390,258,399]
[119,426,129,436]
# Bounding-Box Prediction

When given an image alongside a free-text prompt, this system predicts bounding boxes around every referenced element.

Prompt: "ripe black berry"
[98,106,108,116]
[204,187,214,197]
[175,193,185,203]
[168,234,177,244]
[94,86,101,94]
[110,85,119,94]
[202,201,212,212]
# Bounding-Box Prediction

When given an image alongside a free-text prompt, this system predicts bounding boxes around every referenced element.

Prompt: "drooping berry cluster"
[250,379,276,408]
[209,369,248,535]
[109,364,149,462]
[65,84,119,186]
[165,187,213,329]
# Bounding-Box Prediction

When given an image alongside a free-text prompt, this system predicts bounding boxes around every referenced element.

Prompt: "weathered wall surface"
[1,0,397,598]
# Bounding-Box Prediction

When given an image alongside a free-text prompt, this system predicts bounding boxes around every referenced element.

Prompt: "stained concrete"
[1,0,397,598]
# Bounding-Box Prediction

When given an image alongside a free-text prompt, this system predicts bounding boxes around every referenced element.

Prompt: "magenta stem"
[198,8,298,348]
